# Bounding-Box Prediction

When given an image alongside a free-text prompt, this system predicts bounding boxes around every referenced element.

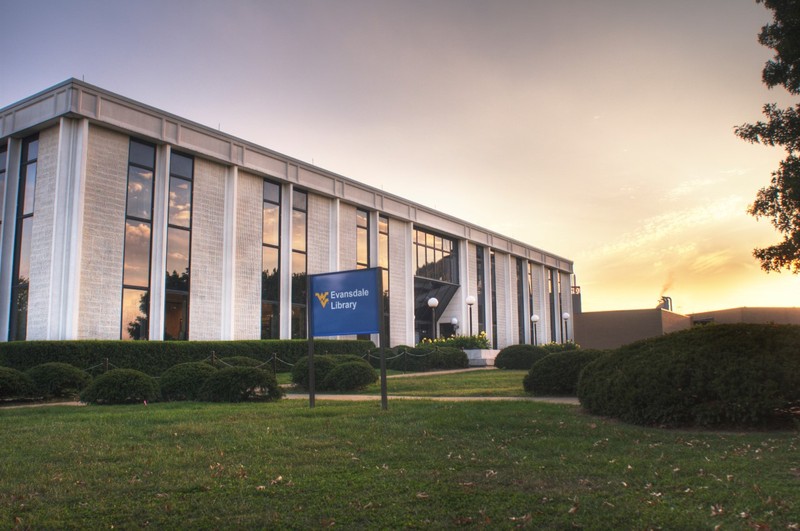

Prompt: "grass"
[1,398,798,529]
[364,368,529,397]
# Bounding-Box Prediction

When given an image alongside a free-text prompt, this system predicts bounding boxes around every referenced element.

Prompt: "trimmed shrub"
[380,345,468,372]
[26,362,92,399]
[0,367,35,400]
[322,361,378,391]
[291,355,338,389]
[577,324,800,428]
[80,369,160,405]
[0,339,374,375]
[494,344,550,370]
[199,366,283,402]
[421,346,469,370]
[160,362,218,401]
[524,350,606,396]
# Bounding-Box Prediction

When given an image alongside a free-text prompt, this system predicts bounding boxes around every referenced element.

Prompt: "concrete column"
[279,183,293,338]
[148,144,170,340]
[220,165,238,339]
[46,117,88,339]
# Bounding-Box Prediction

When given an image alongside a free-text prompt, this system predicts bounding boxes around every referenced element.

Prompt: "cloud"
[691,249,735,273]
[664,177,725,201]
[591,195,743,258]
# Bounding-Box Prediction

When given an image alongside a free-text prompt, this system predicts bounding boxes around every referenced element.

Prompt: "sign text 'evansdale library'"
[309,268,382,337]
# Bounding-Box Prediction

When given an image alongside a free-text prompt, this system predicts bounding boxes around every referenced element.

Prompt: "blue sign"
[309,268,382,337]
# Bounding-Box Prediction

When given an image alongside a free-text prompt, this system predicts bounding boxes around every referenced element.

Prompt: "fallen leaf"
[416,492,429,499]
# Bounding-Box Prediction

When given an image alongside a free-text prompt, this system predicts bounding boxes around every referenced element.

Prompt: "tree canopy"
[735,0,800,273]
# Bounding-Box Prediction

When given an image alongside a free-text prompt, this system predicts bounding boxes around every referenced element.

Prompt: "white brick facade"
[189,158,226,339]
[0,80,574,347]
[78,125,128,339]
[233,170,262,339]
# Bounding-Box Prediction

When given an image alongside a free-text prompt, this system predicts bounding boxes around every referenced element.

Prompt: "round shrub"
[160,362,218,401]
[80,369,160,405]
[524,350,606,396]
[494,344,550,370]
[200,366,282,402]
[423,346,469,370]
[0,366,35,400]
[291,355,338,389]
[26,362,92,399]
[577,324,800,428]
[322,361,378,391]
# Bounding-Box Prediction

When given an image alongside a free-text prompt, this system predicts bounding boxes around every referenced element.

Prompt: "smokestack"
[658,296,673,312]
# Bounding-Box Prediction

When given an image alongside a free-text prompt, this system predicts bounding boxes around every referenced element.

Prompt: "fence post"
[103,358,109,372]
[272,352,277,374]
[211,350,216,367]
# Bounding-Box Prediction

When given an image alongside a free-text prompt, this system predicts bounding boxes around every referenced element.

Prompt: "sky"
[2,0,798,314]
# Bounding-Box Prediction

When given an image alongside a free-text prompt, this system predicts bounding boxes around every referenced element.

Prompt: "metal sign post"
[307,268,386,409]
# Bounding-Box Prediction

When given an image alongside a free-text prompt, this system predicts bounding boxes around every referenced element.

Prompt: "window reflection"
[126,167,153,220]
[168,177,192,227]
[414,228,458,284]
[262,246,279,302]
[22,163,36,215]
[17,218,32,282]
[164,292,188,340]
[10,136,38,341]
[165,227,190,290]
[128,141,154,168]
[262,203,279,246]
[122,288,149,340]
[123,220,152,287]
[292,210,306,252]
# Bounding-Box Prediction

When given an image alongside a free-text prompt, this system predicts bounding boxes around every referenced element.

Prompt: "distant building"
[573,294,800,350]
[0,79,575,347]
[690,307,800,326]
[573,307,691,350]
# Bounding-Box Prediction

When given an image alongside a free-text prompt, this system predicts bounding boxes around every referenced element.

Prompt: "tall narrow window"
[0,144,7,235]
[547,268,557,342]
[9,136,38,341]
[356,209,371,340]
[516,258,526,342]
[121,139,156,340]
[490,250,498,349]
[261,180,281,339]
[356,209,369,270]
[164,152,193,340]
[528,262,536,343]
[291,189,307,338]
[476,247,486,335]
[379,215,390,342]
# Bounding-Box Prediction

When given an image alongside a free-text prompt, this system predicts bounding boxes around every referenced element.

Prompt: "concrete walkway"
[287,367,580,405]
[284,393,579,405]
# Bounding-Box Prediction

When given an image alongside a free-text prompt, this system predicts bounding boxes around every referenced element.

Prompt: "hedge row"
[370,345,469,372]
[0,339,374,376]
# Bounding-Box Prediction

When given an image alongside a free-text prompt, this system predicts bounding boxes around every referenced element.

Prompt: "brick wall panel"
[78,125,128,338]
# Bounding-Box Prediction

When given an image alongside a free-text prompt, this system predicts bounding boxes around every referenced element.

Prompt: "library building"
[0,80,574,349]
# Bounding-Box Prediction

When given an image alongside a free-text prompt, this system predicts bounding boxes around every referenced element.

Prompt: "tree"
[735,0,800,272]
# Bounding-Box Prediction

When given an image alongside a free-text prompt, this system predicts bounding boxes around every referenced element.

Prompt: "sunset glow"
[3,0,798,314]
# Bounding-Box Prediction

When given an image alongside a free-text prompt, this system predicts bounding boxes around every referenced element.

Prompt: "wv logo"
[315,291,330,308]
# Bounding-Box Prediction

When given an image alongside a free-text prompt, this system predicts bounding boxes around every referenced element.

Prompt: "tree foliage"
[735,0,800,272]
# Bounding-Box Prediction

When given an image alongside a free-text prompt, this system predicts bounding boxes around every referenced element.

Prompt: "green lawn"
[1,399,797,529]
[368,368,529,397]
